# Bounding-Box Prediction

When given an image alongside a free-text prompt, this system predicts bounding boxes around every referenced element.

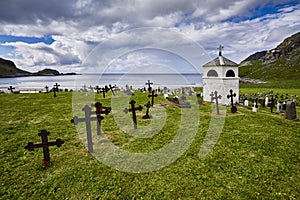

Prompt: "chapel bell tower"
[202,45,239,105]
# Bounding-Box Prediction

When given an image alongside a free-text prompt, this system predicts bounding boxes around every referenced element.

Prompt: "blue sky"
[0,0,299,73]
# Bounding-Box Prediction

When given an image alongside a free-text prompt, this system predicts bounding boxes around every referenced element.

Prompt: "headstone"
[227,89,237,113]
[276,102,282,114]
[211,91,222,115]
[265,96,269,106]
[124,100,143,129]
[142,101,152,119]
[148,90,158,106]
[252,98,258,112]
[24,129,64,168]
[282,102,286,111]
[286,101,299,121]
[244,99,249,107]
[8,86,15,93]
[145,80,153,93]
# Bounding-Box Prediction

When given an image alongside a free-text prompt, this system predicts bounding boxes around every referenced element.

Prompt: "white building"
[202,46,239,105]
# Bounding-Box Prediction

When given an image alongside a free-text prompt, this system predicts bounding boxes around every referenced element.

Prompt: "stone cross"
[148,90,158,106]
[94,102,111,135]
[286,101,299,121]
[71,105,97,153]
[45,85,49,93]
[8,86,15,93]
[227,89,237,113]
[24,129,64,168]
[145,80,153,93]
[211,91,222,115]
[124,100,143,129]
[142,101,152,119]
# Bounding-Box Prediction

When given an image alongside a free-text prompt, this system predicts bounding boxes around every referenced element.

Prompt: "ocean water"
[0,73,202,92]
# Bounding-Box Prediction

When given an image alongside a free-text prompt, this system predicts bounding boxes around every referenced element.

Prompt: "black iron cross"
[211,91,222,115]
[142,101,152,119]
[54,83,60,92]
[227,89,237,113]
[95,85,101,94]
[124,100,143,129]
[53,87,57,97]
[71,105,97,153]
[94,102,111,135]
[148,90,158,106]
[24,129,64,168]
[45,85,49,93]
[145,80,153,93]
[217,45,224,56]
[109,84,115,96]
[8,86,15,93]
[100,87,106,98]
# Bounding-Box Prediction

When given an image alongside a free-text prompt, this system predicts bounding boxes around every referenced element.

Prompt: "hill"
[239,32,300,82]
[0,57,76,77]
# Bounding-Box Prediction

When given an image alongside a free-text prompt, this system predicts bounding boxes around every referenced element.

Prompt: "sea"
[0,73,202,93]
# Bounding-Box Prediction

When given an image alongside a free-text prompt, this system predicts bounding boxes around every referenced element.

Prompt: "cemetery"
[0,80,299,199]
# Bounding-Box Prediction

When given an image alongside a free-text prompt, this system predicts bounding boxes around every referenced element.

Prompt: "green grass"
[0,90,300,199]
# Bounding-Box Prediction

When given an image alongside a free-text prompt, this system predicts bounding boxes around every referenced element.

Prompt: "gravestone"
[148,90,158,106]
[252,98,258,112]
[276,102,282,114]
[24,129,64,168]
[265,96,269,106]
[145,80,153,93]
[142,101,152,119]
[94,102,111,135]
[286,101,299,121]
[244,99,249,106]
[8,86,15,93]
[210,91,221,115]
[270,95,275,113]
[227,89,237,113]
[124,100,143,129]
[282,102,286,111]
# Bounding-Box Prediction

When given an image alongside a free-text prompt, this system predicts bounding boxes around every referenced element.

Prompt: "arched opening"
[207,69,218,77]
[226,69,235,77]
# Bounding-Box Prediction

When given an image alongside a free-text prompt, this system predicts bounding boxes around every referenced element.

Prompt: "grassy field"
[0,86,300,199]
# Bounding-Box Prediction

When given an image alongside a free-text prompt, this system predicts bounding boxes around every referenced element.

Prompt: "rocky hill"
[0,57,75,77]
[239,31,300,81]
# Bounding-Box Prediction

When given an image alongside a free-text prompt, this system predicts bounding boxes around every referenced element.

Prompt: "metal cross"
[8,86,15,93]
[148,90,158,106]
[24,129,64,168]
[94,102,111,135]
[45,85,49,93]
[124,100,143,129]
[109,84,116,96]
[227,89,237,113]
[217,45,224,56]
[142,101,152,119]
[95,85,101,94]
[145,80,153,93]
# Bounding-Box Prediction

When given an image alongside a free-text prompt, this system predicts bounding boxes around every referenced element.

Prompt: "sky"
[0,0,299,73]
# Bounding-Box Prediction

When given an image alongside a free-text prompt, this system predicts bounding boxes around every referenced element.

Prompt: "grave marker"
[8,86,15,93]
[211,91,221,115]
[95,85,101,94]
[94,102,111,135]
[71,105,97,153]
[227,89,237,113]
[148,90,158,106]
[286,101,299,121]
[145,80,153,93]
[45,85,49,93]
[54,83,60,92]
[109,84,116,96]
[124,100,143,129]
[270,95,275,113]
[142,101,152,119]
[24,129,64,168]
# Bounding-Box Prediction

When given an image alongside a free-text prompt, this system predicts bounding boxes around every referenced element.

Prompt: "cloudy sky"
[0,0,299,73]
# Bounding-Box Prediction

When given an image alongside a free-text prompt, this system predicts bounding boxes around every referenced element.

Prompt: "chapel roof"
[203,56,238,67]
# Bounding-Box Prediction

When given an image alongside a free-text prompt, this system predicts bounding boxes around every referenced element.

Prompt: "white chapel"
[202,45,239,105]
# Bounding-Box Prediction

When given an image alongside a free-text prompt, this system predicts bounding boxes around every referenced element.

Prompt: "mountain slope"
[239,32,300,81]
[0,57,31,77]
